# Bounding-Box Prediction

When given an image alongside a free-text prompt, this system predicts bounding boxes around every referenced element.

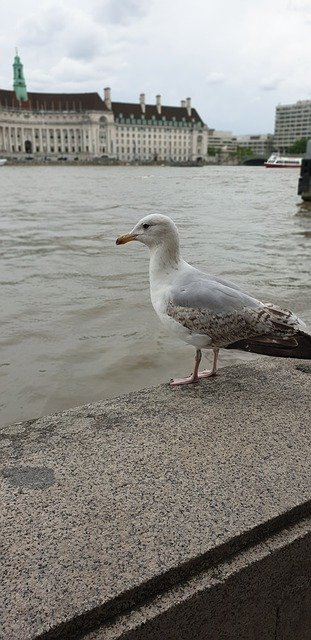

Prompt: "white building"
[207,130,237,152]
[208,130,273,156]
[235,134,274,156]
[0,54,207,163]
[274,100,311,150]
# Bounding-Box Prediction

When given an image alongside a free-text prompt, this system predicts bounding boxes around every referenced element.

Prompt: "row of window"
[117,154,191,161]
[276,110,311,115]
[275,131,311,137]
[115,119,201,129]
[9,145,86,153]
[276,120,311,125]
[9,133,86,142]
[115,133,190,139]
[3,128,88,140]
[1,125,201,141]
[116,145,192,153]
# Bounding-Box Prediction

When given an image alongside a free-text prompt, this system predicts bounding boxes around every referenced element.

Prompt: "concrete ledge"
[1,359,310,639]
[86,518,311,640]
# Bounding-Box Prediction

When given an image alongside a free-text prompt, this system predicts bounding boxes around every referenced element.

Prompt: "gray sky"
[1,0,311,134]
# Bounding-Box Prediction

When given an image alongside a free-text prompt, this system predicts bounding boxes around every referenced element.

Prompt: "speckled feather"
[166,301,301,348]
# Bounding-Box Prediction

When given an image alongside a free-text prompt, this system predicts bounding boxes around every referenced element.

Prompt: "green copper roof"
[13,49,28,102]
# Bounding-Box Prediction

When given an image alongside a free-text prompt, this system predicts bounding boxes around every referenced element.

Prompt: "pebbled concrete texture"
[85,517,311,640]
[0,358,310,640]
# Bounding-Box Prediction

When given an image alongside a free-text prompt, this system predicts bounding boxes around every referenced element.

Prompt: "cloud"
[260,77,283,91]
[102,0,147,25]
[287,0,311,14]
[205,72,227,85]
[19,5,68,48]
[1,0,311,134]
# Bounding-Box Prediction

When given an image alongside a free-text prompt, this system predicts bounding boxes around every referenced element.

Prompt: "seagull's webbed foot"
[197,348,219,379]
[170,348,202,387]
[170,374,200,386]
[197,369,217,379]
[169,348,219,387]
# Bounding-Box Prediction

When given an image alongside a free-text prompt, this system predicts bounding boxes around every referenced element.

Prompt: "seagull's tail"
[226,331,311,359]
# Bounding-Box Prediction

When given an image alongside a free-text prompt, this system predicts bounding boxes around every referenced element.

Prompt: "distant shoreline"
[1,157,243,167]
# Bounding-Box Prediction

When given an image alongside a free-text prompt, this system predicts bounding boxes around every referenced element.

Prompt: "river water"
[1,165,310,426]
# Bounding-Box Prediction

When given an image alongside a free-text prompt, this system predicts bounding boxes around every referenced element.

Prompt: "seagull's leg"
[197,348,219,378]
[170,349,202,386]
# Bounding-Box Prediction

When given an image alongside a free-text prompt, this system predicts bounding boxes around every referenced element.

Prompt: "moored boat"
[0,158,7,166]
[264,154,302,168]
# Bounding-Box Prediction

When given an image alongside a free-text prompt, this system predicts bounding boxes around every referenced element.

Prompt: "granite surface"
[85,517,311,640]
[1,358,310,640]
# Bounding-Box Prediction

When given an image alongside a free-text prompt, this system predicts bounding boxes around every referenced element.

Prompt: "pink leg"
[170,349,202,386]
[197,348,219,379]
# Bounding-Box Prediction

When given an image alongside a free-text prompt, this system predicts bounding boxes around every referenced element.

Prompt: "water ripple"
[0,165,310,426]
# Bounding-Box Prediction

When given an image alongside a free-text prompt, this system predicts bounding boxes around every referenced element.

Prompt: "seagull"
[116,214,311,386]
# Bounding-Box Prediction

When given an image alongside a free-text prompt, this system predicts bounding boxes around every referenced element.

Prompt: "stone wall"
[1,359,310,639]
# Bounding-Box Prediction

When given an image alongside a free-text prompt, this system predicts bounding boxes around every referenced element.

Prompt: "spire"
[13,49,28,102]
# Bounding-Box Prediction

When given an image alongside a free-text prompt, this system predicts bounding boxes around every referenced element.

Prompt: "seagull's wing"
[171,272,260,313]
[166,270,303,347]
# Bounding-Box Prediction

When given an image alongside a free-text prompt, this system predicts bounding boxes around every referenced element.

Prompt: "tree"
[288,138,308,154]
[235,146,253,160]
[207,146,217,156]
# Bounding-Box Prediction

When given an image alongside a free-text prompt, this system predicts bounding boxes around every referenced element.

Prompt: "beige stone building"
[235,133,274,156]
[0,54,207,163]
[207,130,238,153]
[208,130,274,156]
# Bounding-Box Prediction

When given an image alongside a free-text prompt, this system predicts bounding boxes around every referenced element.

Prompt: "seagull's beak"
[116,232,138,245]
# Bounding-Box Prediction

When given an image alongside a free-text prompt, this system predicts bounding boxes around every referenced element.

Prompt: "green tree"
[207,146,217,156]
[235,146,253,160]
[288,138,308,154]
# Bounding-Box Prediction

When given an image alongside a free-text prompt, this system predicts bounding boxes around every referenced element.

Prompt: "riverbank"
[0,154,241,167]
[1,358,310,639]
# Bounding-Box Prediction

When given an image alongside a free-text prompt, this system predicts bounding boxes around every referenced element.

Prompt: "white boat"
[0,158,7,166]
[264,154,302,168]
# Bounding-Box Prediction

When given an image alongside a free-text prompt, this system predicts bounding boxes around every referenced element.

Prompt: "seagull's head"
[116,214,179,250]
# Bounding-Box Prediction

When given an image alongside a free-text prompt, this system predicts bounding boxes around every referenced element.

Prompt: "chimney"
[186,97,191,116]
[140,93,145,114]
[156,94,161,114]
[104,87,111,110]
[181,99,186,108]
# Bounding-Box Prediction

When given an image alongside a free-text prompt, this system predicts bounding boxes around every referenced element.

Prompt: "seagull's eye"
[142,223,150,230]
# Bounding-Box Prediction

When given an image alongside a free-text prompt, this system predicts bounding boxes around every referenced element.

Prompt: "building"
[274,100,311,151]
[207,130,237,153]
[235,134,274,157]
[0,52,208,163]
[208,130,273,157]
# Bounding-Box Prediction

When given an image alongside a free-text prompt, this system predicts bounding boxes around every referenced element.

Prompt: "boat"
[264,154,302,168]
[0,158,7,166]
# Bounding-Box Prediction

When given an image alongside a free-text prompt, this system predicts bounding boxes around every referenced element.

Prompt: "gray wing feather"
[171,273,261,314]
